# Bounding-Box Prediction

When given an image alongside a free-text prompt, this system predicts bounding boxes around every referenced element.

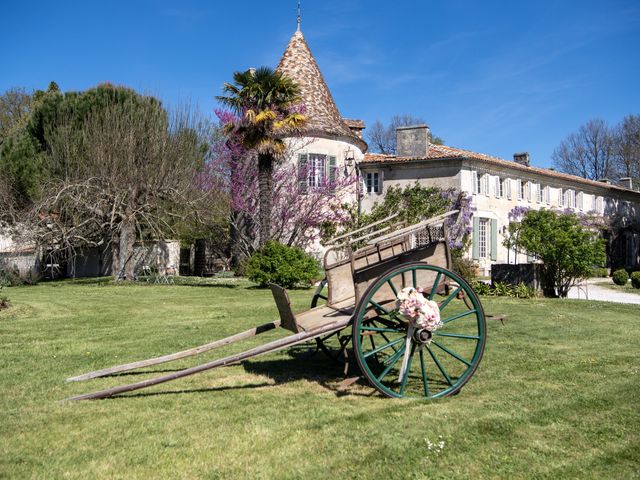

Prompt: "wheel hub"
[413,328,432,344]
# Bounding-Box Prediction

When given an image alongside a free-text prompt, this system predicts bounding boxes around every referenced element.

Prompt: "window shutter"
[378,170,384,194]
[490,218,498,261]
[506,179,512,200]
[471,171,478,194]
[328,156,337,192]
[472,216,480,260]
[298,153,308,194]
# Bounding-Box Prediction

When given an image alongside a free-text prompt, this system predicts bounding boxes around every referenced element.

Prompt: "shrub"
[631,272,640,289]
[612,269,629,286]
[513,282,537,299]
[472,281,491,296]
[452,256,478,284]
[492,282,512,297]
[592,267,608,278]
[246,241,321,288]
[0,265,38,286]
[471,280,536,298]
[0,286,8,310]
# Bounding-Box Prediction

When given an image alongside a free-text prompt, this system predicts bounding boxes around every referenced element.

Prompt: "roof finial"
[297,0,301,32]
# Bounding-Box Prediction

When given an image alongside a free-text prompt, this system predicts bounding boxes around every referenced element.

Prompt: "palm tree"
[217,67,305,247]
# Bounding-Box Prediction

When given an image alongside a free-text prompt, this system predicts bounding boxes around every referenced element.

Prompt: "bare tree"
[366,114,443,154]
[31,99,225,279]
[0,172,15,223]
[613,114,640,182]
[552,119,616,181]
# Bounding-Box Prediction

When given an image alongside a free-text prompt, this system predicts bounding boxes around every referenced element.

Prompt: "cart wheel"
[352,262,486,399]
[311,279,350,364]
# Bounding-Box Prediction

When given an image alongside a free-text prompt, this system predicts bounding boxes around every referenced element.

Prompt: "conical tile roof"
[277,30,364,148]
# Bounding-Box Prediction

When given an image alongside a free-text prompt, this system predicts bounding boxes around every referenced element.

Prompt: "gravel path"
[567,278,640,305]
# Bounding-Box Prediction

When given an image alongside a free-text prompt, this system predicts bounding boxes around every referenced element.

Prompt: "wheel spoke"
[426,346,453,386]
[419,349,430,397]
[376,344,406,381]
[429,272,442,300]
[412,269,417,288]
[441,309,477,324]
[438,286,462,311]
[399,343,417,395]
[387,279,398,296]
[431,340,472,367]
[369,299,390,315]
[363,336,405,359]
[434,332,480,340]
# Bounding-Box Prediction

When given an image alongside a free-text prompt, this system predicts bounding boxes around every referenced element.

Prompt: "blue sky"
[3,0,639,167]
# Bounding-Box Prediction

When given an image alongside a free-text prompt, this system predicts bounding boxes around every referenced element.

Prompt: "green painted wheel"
[352,262,486,399]
[311,278,350,363]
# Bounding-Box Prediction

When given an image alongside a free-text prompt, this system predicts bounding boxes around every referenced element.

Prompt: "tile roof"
[362,143,639,194]
[277,31,366,149]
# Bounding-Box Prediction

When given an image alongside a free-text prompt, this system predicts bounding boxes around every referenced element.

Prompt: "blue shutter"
[472,216,479,260]
[298,154,308,194]
[490,218,498,261]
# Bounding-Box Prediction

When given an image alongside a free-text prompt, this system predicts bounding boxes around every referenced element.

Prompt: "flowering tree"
[216,67,306,246]
[207,110,357,265]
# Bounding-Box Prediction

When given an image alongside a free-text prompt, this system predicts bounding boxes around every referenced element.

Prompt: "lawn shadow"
[100,344,375,400]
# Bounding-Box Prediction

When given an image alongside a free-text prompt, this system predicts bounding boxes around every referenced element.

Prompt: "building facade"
[359,125,640,275]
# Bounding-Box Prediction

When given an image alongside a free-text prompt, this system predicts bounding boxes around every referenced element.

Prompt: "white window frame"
[543,185,550,204]
[471,170,478,194]
[517,179,523,200]
[577,191,584,210]
[505,178,512,200]
[478,218,489,258]
[308,153,327,188]
[494,176,502,198]
[366,171,381,194]
[480,174,490,196]
[559,188,564,207]
[535,183,542,203]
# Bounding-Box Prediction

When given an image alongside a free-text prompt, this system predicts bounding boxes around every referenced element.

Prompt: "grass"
[1,280,639,479]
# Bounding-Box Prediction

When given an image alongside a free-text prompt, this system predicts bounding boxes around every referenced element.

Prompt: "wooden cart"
[66,211,486,401]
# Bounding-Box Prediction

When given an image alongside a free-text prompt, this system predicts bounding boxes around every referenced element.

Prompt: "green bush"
[471,280,536,299]
[631,272,640,289]
[472,281,491,296]
[246,241,321,289]
[452,256,478,284]
[612,269,629,286]
[592,267,608,278]
[0,286,8,310]
[0,263,40,286]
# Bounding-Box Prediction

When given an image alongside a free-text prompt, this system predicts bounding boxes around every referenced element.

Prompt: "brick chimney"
[396,125,429,157]
[513,152,530,167]
[619,177,633,189]
[597,178,611,184]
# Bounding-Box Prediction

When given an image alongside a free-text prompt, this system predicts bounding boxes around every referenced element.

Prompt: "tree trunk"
[257,153,273,247]
[114,218,136,279]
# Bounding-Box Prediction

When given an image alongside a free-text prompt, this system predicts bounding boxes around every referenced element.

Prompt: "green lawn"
[1,280,638,479]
